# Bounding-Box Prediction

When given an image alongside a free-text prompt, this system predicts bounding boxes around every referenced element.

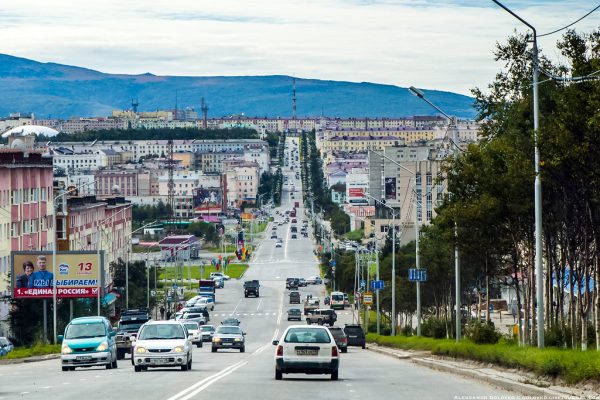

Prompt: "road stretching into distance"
[0,138,516,399]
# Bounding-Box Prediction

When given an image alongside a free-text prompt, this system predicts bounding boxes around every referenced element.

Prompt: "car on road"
[273,325,340,380]
[271,233,278,239]
[182,321,203,348]
[327,327,348,353]
[306,309,337,326]
[180,312,206,326]
[133,320,193,372]
[178,307,210,322]
[287,308,302,321]
[213,277,224,289]
[305,276,322,285]
[59,316,118,371]
[210,272,230,281]
[192,297,215,311]
[0,337,14,356]
[289,291,301,304]
[212,325,246,352]
[291,233,297,239]
[200,325,216,342]
[343,324,366,349]
[221,317,241,326]
[286,277,299,290]
[275,239,283,248]
[298,278,307,287]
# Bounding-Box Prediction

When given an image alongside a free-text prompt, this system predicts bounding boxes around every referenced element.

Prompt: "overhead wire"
[538,4,600,38]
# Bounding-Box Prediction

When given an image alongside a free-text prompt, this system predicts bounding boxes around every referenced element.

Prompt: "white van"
[330,291,345,310]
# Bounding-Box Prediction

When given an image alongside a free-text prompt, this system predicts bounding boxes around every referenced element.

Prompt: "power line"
[538,4,600,38]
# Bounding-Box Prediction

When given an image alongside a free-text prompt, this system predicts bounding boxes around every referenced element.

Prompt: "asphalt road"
[0,138,516,399]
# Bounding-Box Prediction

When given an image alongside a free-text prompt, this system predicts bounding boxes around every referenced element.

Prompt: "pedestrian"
[511,304,517,323]
[166,310,172,320]
[160,306,165,320]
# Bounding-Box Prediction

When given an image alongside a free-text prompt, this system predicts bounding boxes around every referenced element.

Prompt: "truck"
[115,308,151,360]
[303,298,319,315]
[198,279,216,302]
[243,280,260,297]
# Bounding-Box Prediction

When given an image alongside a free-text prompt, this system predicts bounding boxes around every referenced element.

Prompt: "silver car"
[133,321,193,372]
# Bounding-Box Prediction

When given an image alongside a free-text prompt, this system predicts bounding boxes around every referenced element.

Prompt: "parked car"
[200,325,216,342]
[212,325,246,352]
[287,308,302,321]
[182,321,203,348]
[327,327,348,353]
[273,325,340,380]
[343,324,366,349]
[221,317,241,326]
[0,337,14,355]
[133,320,193,372]
[59,316,118,371]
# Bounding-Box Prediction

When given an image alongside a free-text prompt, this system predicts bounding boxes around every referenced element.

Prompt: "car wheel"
[318,319,323,325]
[106,362,113,370]
[306,319,311,325]
[240,346,245,353]
[275,369,283,380]
[181,362,189,371]
[134,365,142,372]
[187,358,192,370]
[61,366,69,372]
[362,343,366,349]
[212,347,217,353]
[331,370,339,380]
[117,349,125,360]
[112,358,118,368]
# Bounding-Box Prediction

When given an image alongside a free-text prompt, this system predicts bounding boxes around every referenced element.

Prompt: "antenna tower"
[131,98,139,113]
[201,97,209,129]
[174,90,179,120]
[292,78,297,121]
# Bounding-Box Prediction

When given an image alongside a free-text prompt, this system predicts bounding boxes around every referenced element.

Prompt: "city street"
[0,138,516,400]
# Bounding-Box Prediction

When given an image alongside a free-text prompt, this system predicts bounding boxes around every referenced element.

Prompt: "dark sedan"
[287,308,302,321]
[221,317,241,326]
[212,326,246,352]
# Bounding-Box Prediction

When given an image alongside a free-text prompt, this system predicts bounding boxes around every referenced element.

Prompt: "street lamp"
[409,85,462,342]
[492,0,544,349]
[52,179,97,344]
[363,192,398,336]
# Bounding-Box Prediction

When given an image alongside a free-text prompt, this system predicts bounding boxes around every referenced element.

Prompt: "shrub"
[401,325,414,337]
[467,322,500,344]
[421,317,448,339]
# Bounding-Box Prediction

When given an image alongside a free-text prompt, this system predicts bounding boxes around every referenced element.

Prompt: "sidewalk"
[367,343,599,399]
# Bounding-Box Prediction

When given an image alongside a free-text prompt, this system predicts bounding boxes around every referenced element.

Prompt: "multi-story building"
[94,170,151,197]
[366,146,448,245]
[223,160,260,208]
[0,150,54,332]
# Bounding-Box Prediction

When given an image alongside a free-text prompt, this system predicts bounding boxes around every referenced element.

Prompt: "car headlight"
[61,345,73,354]
[234,338,242,342]
[173,346,184,353]
[135,347,147,353]
[212,337,221,343]
[96,342,109,352]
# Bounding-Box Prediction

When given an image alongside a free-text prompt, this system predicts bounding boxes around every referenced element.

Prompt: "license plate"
[349,335,357,338]
[152,358,168,364]
[296,349,318,356]
[76,356,92,361]
[222,343,232,346]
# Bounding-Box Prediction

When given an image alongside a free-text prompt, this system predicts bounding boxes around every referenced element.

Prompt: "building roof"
[2,125,59,138]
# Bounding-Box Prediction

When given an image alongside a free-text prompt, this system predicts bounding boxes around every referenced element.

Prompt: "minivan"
[343,324,366,349]
[59,316,118,371]
[289,291,301,304]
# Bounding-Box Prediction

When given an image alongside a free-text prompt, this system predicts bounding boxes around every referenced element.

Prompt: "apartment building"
[223,160,260,208]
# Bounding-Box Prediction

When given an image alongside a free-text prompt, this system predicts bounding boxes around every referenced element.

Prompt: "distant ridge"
[0,54,476,120]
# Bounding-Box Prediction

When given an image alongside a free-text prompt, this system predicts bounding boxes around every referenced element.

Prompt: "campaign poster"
[11,251,103,299]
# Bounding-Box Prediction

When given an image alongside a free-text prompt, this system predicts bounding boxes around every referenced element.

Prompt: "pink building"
[0,150,54,332]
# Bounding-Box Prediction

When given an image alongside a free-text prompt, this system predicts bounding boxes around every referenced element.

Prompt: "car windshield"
[216,326,242,335]
[184,323,199,330]
[119,321,144,331]
[0,338,9,345]
[345,326,363,334]
[201,326,214,332]
[284,328,331,343]
[332,294,344,301]
[65,323,106,339]
[138,324,185,340]
[183,314,201,319]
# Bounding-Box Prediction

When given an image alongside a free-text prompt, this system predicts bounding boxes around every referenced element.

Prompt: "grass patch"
[158,264,248,281]
[367,334,600,384]
[203,245,237,253]
[2,343,61,359]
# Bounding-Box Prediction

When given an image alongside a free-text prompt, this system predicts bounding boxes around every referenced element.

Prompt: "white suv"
[210,272,230,280]
[133,321,193,372]
[272,325,340,380]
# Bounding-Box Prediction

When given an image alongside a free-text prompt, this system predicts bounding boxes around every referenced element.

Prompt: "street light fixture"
[409,85,462,342]
[363,192,398,336]
[492,0,544,349]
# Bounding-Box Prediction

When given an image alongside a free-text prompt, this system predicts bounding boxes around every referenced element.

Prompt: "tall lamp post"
[364,192,398,335]
[409,85,462,341]
[52,179,97,344]
[492,0,544,349]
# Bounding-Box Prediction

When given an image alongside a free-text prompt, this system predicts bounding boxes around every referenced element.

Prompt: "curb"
[0,353,60,365]
[367,345,582,399]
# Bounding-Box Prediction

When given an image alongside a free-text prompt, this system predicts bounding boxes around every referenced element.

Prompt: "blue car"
[0,337,13,356]
[59,316,118,371]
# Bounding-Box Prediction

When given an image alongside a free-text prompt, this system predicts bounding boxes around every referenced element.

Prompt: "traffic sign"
[354,291,361,299]
[371,280,384,290]
[331,260,337,267]
[408,269,427,282]
[363,292,373,305]
[360,279,366,289]
[172,283,178,289]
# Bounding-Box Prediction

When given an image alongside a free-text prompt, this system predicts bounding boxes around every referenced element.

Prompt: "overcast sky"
[1,1,598,95]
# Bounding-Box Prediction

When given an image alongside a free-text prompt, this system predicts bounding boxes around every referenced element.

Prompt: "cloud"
[0,0,597,96]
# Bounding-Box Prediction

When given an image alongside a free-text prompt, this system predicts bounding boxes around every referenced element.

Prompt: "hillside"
[0,54,476,120]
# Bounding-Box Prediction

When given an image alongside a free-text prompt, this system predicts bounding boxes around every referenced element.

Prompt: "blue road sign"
[371,280,385,290]
[360,279,366,288]
[172,284,178,289]
[408,269,427,282]
[331,260,337,267]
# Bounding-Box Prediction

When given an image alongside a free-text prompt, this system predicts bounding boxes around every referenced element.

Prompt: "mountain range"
[0,54,476,120]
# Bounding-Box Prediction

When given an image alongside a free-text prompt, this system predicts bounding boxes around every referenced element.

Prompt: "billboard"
[11,251,103,299]
[193,187,223,213]
[385,177,396,199]
[344,205,376,218]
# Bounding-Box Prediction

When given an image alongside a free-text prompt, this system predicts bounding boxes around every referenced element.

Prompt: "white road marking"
[256,298,263,310]
[166,360,249,400]
[62,382,70,385]
[243,313,247,316]
[20,392,29,395]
